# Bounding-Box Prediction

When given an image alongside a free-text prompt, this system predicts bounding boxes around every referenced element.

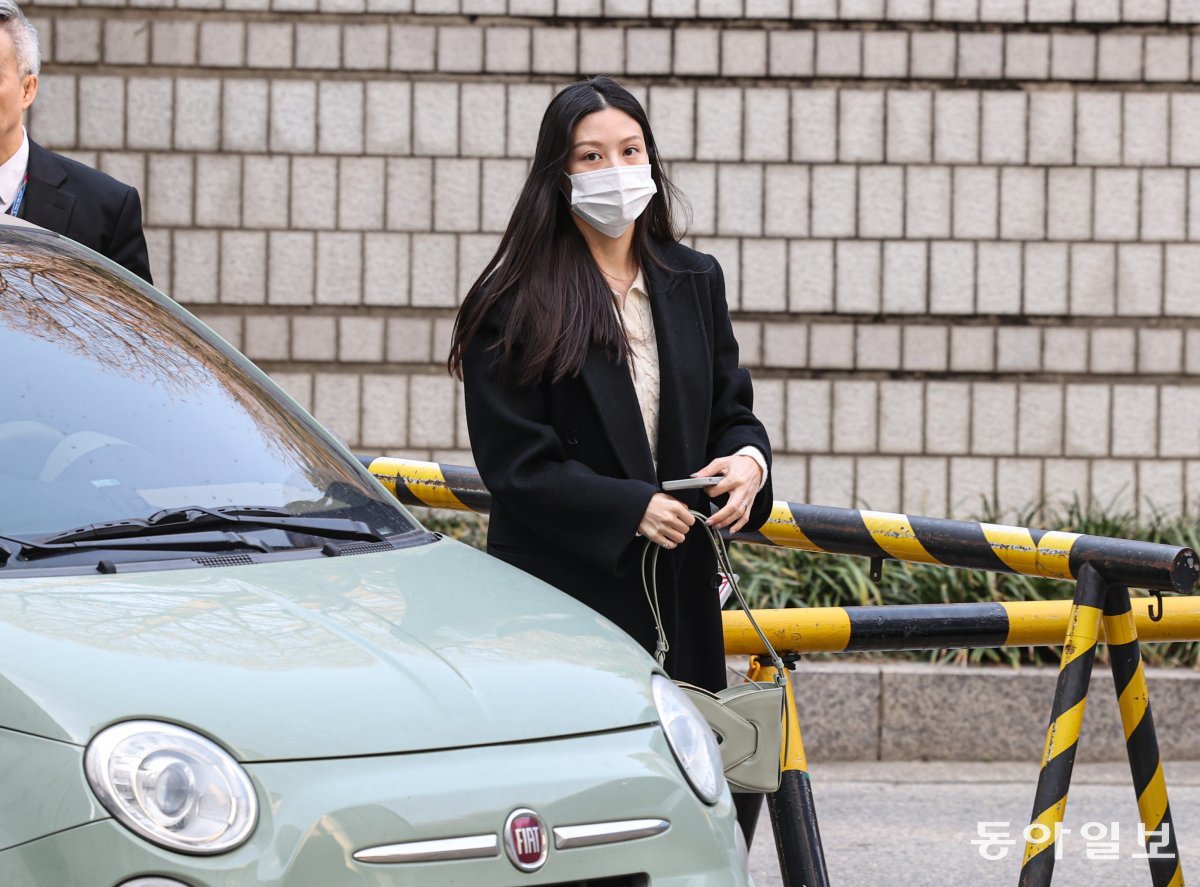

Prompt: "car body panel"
[0,539,659,760]
[0,728,106,852]
[0,726,749,886]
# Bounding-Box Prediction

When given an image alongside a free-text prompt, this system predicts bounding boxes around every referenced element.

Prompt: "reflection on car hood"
[0,538,659,760]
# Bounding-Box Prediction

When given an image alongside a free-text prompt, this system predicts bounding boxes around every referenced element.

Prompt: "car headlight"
[651,675,726,805]
[85,720,258,854]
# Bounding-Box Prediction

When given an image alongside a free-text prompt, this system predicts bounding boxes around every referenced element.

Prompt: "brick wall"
[24,0,1200,521]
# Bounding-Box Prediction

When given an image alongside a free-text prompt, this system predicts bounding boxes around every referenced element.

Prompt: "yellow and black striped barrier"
[1020,563,1107,885]
[748,501,1198,595]
[720,596,1200,655]
[358,457,1200,593]
[363,457,492,514]
[1019,566,1186,887]
[748,656,830,887]
[1103,585,1183,887]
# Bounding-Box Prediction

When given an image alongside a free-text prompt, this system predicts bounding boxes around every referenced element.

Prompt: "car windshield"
[0,226,417,545]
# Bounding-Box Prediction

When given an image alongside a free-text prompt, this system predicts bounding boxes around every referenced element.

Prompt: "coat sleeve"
[106,187,153,285]
[462,326,659,575]
[702,258,775,530]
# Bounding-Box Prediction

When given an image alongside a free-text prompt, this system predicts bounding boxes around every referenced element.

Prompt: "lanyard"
[8,172,27,217]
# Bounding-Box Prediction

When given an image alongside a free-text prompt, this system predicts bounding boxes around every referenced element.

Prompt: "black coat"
[462,240,773,692]
[21,140,153,285]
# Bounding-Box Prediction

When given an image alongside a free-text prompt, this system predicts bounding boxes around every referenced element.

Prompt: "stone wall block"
[222,79,268,152]
[859,166,903,239]
[126,78,173,151]
[267,232,315,306]
[789,240,834,311]
[717,164,763,237]
[929,240,974,314]
[883,241,928,314]
[786,379,832,453]
[343,24,388,70]
[740,239,787,311]
[290,157,337,230]
[195,155,242,229]
[835,241,882,313]
[175,78,221,152]
[78,76,125,149]
[832,381,879,454]
[413,82,458,156]
[811,165,856,238]
[744,89,788,162]
[270,81,316,154]
[879,381,925,453]
[792,89,838,163]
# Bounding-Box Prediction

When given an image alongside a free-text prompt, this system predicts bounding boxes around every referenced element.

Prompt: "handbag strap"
[641,512,788,687]
[640,538,672,666]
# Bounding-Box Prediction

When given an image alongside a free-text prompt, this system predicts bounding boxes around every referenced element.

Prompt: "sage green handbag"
[642,514,788,794]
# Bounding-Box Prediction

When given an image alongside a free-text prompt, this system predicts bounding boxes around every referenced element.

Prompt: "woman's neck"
[574,216,637,292]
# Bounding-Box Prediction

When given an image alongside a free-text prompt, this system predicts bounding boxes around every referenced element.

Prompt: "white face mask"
[565,164,658,239]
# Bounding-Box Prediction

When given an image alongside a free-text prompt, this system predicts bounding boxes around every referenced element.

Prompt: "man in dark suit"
[0,1,152,284]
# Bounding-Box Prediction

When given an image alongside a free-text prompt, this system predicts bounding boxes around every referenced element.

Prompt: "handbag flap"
[677,684,760,770]
[721,683,786,794]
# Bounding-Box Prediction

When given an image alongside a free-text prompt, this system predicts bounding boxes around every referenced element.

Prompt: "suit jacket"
[462,240,773,691]
[20,140,153,284]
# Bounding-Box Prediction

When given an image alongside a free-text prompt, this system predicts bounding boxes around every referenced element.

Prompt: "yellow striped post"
[1104,586,1185,887]
[748,657,830,887]
[1020,563,1107,886]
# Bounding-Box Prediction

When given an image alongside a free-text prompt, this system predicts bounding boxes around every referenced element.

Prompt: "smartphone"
[661,477,722,491]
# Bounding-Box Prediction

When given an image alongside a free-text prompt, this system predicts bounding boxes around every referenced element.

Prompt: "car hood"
[0,538,660,761]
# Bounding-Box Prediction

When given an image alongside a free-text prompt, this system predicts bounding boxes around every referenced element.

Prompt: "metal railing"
[360,456,1198,593]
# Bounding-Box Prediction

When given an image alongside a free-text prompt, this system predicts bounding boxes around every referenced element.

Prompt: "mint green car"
[0,220,751,886]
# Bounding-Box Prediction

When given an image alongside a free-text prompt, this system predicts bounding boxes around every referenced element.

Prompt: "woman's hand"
[693,455,763,533]
[638,493,696,549]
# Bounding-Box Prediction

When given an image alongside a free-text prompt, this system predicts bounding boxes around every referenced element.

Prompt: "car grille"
[330,540,396,555]
[188,541,395,569]
[191,554,256,567]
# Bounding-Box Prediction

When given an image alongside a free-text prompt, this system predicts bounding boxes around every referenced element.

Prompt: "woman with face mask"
[448,76,773,709]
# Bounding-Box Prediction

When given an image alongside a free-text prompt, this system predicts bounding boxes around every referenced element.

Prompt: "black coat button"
[566,430,580,446]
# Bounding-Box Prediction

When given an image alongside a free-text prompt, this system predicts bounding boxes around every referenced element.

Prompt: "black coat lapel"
[21,141,75,234]
[643,251,708,484]
[579,347,658,484]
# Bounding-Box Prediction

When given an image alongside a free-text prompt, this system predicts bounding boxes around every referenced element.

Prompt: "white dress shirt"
[614,269,769,488]
[0,128,29,215]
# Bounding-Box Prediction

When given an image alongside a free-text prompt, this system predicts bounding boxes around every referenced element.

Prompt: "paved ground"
[747,760,1200,886]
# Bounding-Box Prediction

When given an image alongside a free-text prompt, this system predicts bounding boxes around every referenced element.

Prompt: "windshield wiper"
[0,534,37,565]
[38,505,387,546]
[0,528,275,565]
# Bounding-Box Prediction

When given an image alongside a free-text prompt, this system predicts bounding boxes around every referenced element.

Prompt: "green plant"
[423,510,489,548]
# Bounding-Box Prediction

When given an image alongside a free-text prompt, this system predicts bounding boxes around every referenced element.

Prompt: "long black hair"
[447,76,685,386]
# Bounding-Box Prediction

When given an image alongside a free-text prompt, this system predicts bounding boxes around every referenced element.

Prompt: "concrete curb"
[730,659,1200,763]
